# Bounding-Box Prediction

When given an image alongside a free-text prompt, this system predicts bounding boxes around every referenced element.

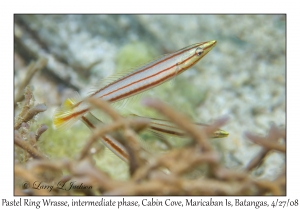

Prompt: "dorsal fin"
[87,50,171,96]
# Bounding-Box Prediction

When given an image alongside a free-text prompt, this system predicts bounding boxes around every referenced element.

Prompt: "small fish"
[139,115,229,139]
[80,112,228,162]
[53,41,217,129]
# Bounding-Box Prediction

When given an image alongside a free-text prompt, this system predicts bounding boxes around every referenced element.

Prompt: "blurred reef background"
[14,15,285,183]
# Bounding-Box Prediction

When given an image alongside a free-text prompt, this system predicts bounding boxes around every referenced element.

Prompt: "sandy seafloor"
[14,15,286,180]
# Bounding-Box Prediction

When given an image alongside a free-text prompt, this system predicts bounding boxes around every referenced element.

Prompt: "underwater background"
[14,14,285,182]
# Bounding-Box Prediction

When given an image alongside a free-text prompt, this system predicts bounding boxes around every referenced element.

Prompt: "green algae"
[37,118,90,159]
[115,41,157,74]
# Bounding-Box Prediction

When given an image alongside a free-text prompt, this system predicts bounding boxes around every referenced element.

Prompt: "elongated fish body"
[90,41,216,102]
[80,112,228,163]
[145,116,229,139]
[53,41,217,129]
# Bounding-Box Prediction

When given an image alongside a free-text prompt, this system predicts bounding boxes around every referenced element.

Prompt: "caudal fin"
[53,96,86,129]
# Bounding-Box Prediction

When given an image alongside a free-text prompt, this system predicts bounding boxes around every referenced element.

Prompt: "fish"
[53,41,217,129]
[80,112,228,162]
[140,115,229,139]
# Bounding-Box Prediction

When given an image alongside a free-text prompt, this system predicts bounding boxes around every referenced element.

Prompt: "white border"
[2,1,299,209]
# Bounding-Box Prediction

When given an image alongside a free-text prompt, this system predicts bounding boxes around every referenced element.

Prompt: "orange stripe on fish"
[81,113,129,162]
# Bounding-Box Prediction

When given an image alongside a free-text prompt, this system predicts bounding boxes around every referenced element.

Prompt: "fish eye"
[195,47,203,56]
